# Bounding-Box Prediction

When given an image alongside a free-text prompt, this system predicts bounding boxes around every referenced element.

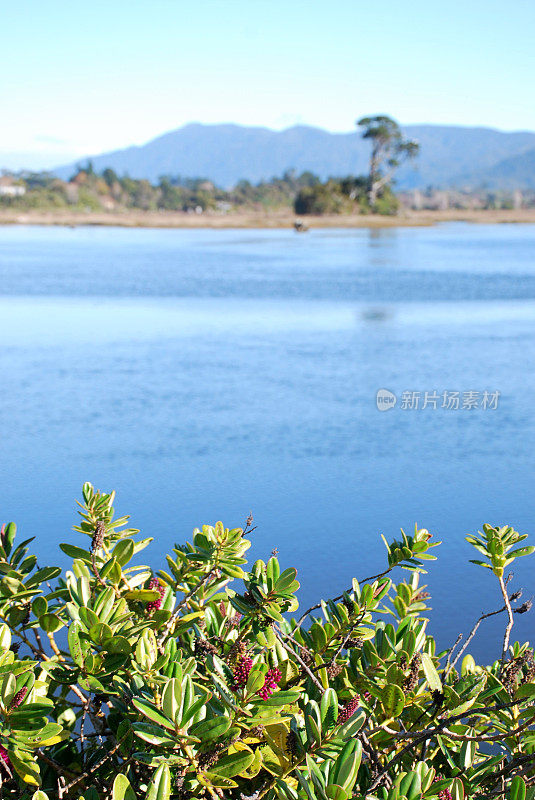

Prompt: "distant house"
[0,176,26,197]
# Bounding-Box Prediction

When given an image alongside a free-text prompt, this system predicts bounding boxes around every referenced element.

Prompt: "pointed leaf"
[112,774,137,800]
[146,763,171,800]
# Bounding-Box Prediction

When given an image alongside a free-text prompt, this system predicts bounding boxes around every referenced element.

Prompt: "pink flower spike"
[146,578,166,614]
[337,696,360,724]
[9,687,27,710]
[232,655,253,689]
[0,744,12,776]
[258,667,282,700]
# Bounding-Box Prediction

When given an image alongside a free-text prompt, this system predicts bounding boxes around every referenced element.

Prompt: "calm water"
[1,223,534,660]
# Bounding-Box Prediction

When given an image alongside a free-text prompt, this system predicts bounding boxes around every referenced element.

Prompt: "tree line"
[0,117,420,216]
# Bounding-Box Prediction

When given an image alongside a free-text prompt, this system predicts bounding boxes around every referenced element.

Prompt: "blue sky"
[2,0,535,168]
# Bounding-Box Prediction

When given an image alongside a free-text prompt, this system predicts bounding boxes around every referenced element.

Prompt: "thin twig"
[37,749,78,779]
[274,628,326,694]
[499,575,515,661]
[62,734,128,793]
[366,700,529,792]
[446,604,508,678]
[91,549,107,589]
[297,570,390,626]
[444,632,463,673]
[158,568,216,645]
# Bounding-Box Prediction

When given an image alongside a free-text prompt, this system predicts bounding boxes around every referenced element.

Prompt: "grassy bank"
[2,207,535,229]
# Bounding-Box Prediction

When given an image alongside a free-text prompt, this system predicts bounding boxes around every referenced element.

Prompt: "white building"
[0,177,26,197]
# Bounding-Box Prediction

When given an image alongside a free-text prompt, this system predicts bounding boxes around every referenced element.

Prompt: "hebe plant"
[0,485,534,800]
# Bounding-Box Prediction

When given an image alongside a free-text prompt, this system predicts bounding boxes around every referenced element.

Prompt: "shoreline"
[2,208,535,229]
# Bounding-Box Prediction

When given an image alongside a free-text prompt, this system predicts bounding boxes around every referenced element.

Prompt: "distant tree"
[357,115,419,208]
[20,171,56,190]
[158,179,186,210]
[296,170,321,188]
[102,167,119,187]
[339,175,368,201]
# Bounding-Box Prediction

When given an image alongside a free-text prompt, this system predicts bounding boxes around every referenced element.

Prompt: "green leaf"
[451,777,464,800]
[338,710,366,738]
[266,557,280,589]
[460,739,475,769]
[112,774,137,800]
[135,628,158,669]
[461,654,476,676]
[132,697,175,730]
[325,785,350,800]
[146,763,171,800]
[59,543,93,562]
[515,683,535,700]
[190,716,232,741]
[2,522,17,554]
[25,566,61,587]
[173,611,204,631]
[68,621,86,668]
[202,772,239,789]
[181,694,212,727]
[93,587,115,621]
[380,684,405,718]
[275,568,299,594]
[90,622,113,646]
[132,722,177,747]
[102,636,131,655]
[297,768,320,800]
[306,753,327,793]
[210,750,255,778]
[19,722,64,747]
[125,589,160,602]
[305,712,322,745]
[39,613,64,633]
[161,678,182,723]
[31,596,48,618]
[113,539,135,566]
[100,557,122,585]
[320,687,338,725]
[507,546,535,559]
[10,748,42,786]
[247,667,267,695]
[399,771,421,800]
[39,663,78,684]
[260,689,300,707]
[77,576,91,607]
[510,776,527,800]
[221,564,246,579]
[79,674,105,693]
[331,740,362,791]
[78,606,100,629]
[0,623,11,649]
[421,653,442,692]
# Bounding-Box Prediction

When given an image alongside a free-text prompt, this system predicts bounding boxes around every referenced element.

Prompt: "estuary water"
[0,223,534,659]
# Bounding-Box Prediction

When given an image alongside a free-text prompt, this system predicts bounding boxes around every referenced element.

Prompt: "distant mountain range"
[54,123,535,190]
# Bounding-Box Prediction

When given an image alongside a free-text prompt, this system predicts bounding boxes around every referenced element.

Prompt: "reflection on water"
[0,223,534,660]
[360,307,393,322]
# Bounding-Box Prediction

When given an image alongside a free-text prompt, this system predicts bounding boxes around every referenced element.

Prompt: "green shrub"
[369,187,400,215]
[0,485,534,800]
[294,185,350,215]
